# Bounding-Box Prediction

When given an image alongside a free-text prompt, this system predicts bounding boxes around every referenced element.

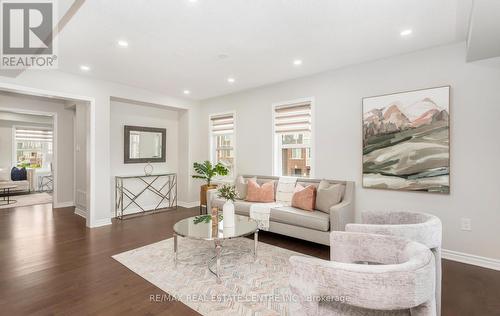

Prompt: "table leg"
[173,233,178,265]
[254,230,259,260]
[7,188,10,204]
[215,240,222,283]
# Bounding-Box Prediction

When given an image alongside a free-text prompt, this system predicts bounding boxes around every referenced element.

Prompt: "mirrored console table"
[115,173,177,220]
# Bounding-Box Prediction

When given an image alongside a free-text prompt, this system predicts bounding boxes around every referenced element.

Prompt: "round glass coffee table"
[173,215,259,283]
[0,185,18,206]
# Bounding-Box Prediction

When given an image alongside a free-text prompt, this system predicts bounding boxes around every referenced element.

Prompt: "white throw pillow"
[275,177,297,206]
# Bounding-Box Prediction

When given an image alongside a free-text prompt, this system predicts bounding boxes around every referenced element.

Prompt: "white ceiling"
[53,0,473,100]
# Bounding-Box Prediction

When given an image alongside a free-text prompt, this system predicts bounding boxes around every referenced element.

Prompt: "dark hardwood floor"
[0,204,499,315]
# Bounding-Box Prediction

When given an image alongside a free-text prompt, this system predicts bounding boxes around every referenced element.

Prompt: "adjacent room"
[0,1,499,316]
[0,110,53,208]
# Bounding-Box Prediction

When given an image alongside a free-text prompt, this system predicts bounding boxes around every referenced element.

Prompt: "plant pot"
[222,200,235,228]
[200,184,217,207]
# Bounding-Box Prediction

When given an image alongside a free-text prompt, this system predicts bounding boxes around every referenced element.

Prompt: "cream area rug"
[113,237,308,315]
[0,192,52,209]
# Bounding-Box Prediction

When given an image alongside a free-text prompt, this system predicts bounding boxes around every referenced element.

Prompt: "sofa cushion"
[270,206,330,231]
[11,167,27,181]
[211,197,225,209]
[315,180,344,213]
[291,184,316,211]
[246,180,275,202]
[0,169,10,181]
[0,180,29,192]
[233,200,253,216]
[235,175,255,200]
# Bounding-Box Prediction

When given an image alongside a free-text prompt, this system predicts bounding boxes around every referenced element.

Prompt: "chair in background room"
[37,163,53,193]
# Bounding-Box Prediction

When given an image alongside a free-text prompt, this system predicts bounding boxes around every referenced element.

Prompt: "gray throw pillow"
[235,176,256,200]
[315,180,343,213]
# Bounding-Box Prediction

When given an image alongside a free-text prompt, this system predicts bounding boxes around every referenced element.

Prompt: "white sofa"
[207,175,355,245]
[0,168,34,193]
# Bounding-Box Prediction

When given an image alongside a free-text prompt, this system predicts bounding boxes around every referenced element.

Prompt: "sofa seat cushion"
[211,197,225,210]
[211,198,253,216]
[0,180,29,192]
[270,206,330,232]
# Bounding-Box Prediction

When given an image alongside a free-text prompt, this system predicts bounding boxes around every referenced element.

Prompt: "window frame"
[208,111,237,179]
[272,97,315,178]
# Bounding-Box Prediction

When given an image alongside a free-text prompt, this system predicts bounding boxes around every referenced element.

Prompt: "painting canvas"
[362,86,450,193]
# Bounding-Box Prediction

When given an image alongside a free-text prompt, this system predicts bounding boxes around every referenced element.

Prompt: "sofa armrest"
[329,201,354,231]
[206,188,218,211]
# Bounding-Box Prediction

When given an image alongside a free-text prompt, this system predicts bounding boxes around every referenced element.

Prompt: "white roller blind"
[210,113,234,135]
[274,102,311,133]
[15,128,53,142]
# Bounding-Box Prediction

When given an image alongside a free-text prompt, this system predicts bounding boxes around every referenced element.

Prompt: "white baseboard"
[74,207,87,218]
[90,218,112,228]
[178,201,200,208]
[442,249,500,271]
[53,201,75,208]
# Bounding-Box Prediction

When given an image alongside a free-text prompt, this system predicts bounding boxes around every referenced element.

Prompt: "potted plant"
[192,161,229,211]
[217,184,238,228]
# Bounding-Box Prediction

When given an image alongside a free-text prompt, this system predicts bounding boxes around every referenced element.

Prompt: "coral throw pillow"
[291,184,317,211]
[245,180,275,203]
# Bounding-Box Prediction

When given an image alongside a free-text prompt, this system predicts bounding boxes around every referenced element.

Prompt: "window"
[273,101,312,177]
[210,113,235,176]
[15,127,53,169]
[291,148,302,159]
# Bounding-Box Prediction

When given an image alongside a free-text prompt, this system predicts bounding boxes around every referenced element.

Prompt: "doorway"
[0,89,92,224]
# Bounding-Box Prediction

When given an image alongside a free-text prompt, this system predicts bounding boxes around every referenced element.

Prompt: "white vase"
[222,200,235,228]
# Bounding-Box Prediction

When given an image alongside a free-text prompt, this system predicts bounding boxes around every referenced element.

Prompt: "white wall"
[110,100,180,215]
[74,102,89,214]
[0,122,13,172]
[0,70,198,227]
[196,42,500,260]
[0,92,74,205]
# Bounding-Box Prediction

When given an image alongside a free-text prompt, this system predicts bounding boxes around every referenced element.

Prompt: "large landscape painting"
[362,86,450,193]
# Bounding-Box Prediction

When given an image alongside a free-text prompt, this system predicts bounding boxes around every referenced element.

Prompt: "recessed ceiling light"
[293,59,303,66]
[80,65,90,71]
[183,90,190,95]
[117,40,129,47]
[400,29,413,37]
[227,77,235,83]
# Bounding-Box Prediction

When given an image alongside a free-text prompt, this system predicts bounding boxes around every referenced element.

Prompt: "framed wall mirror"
[124,125,166,164]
